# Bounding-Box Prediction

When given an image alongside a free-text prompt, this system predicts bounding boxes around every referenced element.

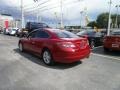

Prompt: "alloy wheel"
[42,50,54,65]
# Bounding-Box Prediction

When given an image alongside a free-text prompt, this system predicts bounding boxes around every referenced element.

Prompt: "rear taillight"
[56,42,76,48]
[86,40,89,45]
[83,35,88,38]
[103,37,107,42]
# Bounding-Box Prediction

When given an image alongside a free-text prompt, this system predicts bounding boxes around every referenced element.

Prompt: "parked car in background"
[0,29,2,34]
[103,30,120,51]
[0,27,3,34]
[19,28,90,65]
[17,28,28,38]
[25,22,49,33]
[17,22,49,38]
[76,30,103,49]
[9,28,19,36]
[3,28,11,35]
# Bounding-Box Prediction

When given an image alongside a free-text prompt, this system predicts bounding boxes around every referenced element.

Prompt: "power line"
[24,0,81,14]
[24,0,51,10]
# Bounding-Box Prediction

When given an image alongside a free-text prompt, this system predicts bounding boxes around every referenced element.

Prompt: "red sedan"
[18,28,90,65]
[103,30,120,51]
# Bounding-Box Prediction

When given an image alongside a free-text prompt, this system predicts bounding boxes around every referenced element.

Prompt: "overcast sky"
[0,0,120,26]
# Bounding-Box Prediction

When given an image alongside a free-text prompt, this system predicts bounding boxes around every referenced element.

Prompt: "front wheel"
[42,49,55,66]
[19,42,24,52]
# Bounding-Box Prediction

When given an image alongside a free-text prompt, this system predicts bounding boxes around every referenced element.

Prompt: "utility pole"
[107,0,112,36]
[54,12,58,28]
[115,5,120,28]
[80,11,83,28]
[21,0,25,28]
[37,11,39,22]
[60,0,63,29]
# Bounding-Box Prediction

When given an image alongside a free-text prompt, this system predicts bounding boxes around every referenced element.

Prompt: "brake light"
[57,42,76,48]
[103,37,107,42]
[86,40,89,45]
[83,35,88,38]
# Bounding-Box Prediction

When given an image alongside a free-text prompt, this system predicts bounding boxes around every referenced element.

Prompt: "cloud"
[0,0,120,26]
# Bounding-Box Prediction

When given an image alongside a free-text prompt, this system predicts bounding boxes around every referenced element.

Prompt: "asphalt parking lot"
[0,34,120,90]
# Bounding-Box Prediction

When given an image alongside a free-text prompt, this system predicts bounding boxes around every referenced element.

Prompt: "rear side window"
[35,31,49,38]
[28,31,36,38]
[87,31,95,36]
[54,30,79,38]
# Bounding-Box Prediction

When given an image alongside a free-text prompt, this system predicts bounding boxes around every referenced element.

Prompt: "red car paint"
[19,28,91,63]
[103,35,120,51]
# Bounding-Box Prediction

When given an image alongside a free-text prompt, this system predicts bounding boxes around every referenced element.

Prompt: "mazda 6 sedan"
[18,28,91,65]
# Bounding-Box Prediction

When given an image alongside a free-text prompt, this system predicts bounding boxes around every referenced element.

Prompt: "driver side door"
[23,31,36,51]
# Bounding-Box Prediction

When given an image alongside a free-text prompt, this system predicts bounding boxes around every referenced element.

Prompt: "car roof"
[112,30,120,32]
[31,28,70,34]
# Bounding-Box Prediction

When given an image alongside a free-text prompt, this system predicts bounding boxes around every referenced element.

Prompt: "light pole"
[21,0,25,28]
[115,5,120,28]
[54,12,58,28]
[60,0,63,29]
[80,11,83,28]
[107,0,112,36]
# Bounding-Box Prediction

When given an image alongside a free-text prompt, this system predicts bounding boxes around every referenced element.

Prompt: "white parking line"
[92,53,120,61]
[91,46,103,50]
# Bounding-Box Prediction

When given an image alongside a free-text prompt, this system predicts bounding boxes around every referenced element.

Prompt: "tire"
[103,47,109,52]
[42,49,55,66]
[90,41,95,49]
[19,42,24,52]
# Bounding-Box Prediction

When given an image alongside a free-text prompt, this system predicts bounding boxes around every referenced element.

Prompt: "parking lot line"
[92,53,120,61]
[91,46,103,50]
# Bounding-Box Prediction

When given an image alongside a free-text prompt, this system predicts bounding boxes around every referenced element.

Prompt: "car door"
[31,30,50,54]
[23,31,36,51]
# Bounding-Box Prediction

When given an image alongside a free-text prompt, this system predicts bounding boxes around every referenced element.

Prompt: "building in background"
[0,14,21,29]
[0,14,13,29]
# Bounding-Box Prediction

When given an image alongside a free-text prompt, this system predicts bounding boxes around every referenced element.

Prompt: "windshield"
[12,29,17,31]
[54,30,79,38]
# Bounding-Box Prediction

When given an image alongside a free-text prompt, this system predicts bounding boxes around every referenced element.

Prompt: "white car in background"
[9,28,19,36]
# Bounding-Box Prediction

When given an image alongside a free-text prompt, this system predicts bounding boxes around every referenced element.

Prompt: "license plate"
[80,40,86,49]
[112,44,119,48]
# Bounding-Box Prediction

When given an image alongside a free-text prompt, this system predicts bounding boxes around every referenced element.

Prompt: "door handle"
[32,42,35,44]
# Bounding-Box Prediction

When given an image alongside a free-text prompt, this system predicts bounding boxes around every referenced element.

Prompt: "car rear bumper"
[53,46,91,63]
[104,43,120,51]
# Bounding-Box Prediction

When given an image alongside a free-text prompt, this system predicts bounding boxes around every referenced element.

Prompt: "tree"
[111,14,120,28]
[87,21,98,28]
[95,13,120,29]
[96,13,109,29]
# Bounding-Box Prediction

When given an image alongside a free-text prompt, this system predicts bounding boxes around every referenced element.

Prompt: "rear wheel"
[103,47,109,52]
[42,49,55,65]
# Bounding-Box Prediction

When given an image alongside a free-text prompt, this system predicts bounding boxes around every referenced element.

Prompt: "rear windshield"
[77,31,87,35]
[54,30,79,38]
[111,31,120,36]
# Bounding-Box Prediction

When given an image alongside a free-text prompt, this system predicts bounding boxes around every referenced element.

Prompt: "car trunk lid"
[59,38,89,49]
